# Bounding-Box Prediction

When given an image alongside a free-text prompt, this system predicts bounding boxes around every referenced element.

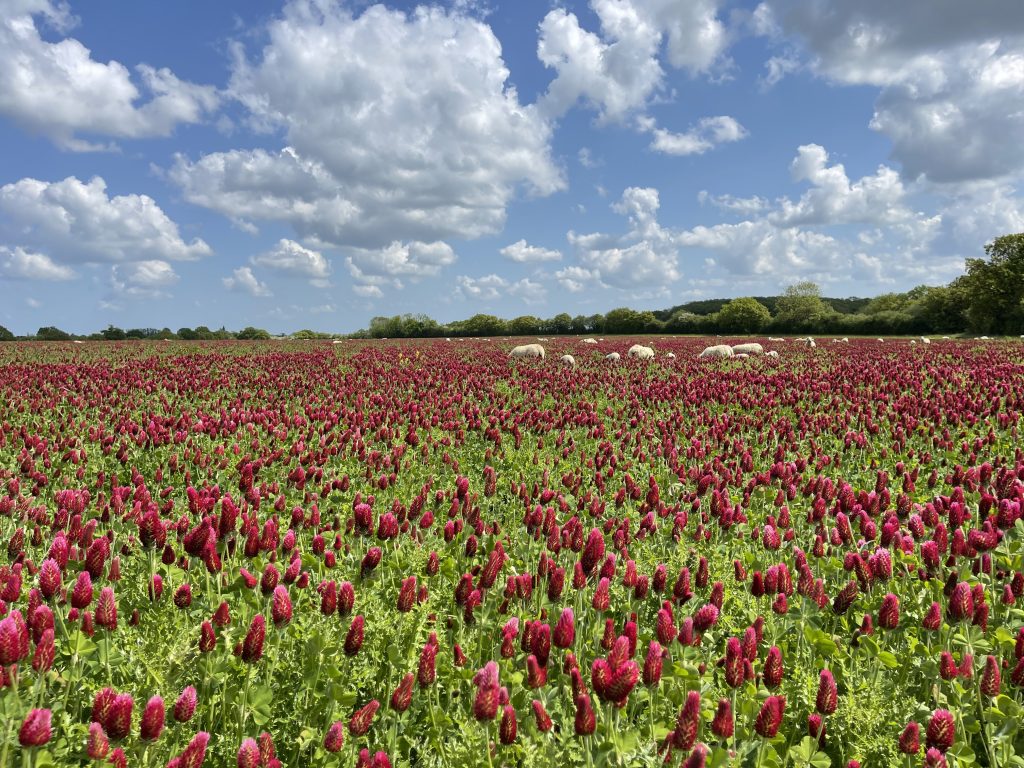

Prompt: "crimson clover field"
[1,337,1023,767]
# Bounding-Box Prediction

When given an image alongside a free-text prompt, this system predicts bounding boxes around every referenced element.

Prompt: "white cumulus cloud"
[252,238,331,286]
[0,0,219,150]
[500,239,562,263]
[171,2,562,251]
[0,176,211,263]
[223,266,271,297]
[0,246,75,281]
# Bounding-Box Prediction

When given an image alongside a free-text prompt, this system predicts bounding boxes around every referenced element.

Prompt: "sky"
[1,0,1023,335]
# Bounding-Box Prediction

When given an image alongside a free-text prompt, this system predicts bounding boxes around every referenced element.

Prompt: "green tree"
[603,307,642,334]
[101,325,127,340]
[773,281,832,330]
[717,297,772,333]
[546,313,573,335]
[0,325,14,341]
[960,233,1024,334]
[665,310,704,334]
[914,283,968,333]
[461,314,506,337]
[238,326,272,340]
[507,315,542,336]
[36,326,72,341]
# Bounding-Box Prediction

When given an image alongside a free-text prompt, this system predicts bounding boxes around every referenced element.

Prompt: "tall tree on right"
[960,233,1024,335]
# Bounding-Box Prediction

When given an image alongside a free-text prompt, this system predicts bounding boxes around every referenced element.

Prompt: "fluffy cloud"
[0,176,211,263]
[772,144,939,237]
[762,0,1024,182]
[554,265,601,293]
[252,239,331,286]
[538,0,729,121]
[562,142,953,293]
[455,274,548,303]
[223,267,271,297]
[108,260,179,299]
[500,239,562,263]
[172,3,561,251]
[118,260,178,288]
[679,219,843,276]
[346,241,456,287]
[698,190,771,216]
[0,0,219,150]
[568,187,684,288]
[0,246,75,281]
[645,115,747,156]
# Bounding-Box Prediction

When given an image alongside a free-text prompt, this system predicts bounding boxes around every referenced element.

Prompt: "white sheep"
[910,340,917,345]
[582,338,598,344]
[734,353,750,359]
[920,336,931,344]
[666,352,677,359]
[877,338,884,342]
[509,343,545,360]
[766,350,780,358]
[699,344,734,359]
[538,338,549,341]
[841,337,849,343]
[980,335,991,340]
[605,352,621,362]
[731,342,763,356]
[560,354,576,366]
[768,337,784,342]
[628,344,655,359]
[806,338,816,348]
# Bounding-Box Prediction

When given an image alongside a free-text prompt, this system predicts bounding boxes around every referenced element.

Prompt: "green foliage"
[237,326,272,340]
[0,325,14,341]
[960,233,1024,334]
[772,282,833,331]
[716,297,772,333]
[35,325,72,341]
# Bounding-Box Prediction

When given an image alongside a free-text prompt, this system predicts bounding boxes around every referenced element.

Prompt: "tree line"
[2,233,1022,341]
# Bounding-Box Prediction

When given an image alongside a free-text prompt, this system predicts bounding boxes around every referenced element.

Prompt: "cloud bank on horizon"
[1,0,1023,333]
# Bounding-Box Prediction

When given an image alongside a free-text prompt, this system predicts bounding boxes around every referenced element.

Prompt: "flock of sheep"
[506,334,970,365]
[507,340,780,364]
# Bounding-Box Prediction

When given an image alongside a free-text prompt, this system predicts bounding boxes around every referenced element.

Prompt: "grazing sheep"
[768,337,784,342]
[731,342,763,356]
[877,338,884,342]
[582,338,598,344]
[605,352,621,361]
[509,343,545,360]
[560,354,575,366]
[766,350,779,358]
[628,344,655,359]
[920,336,931,344]
[734,353,749,359]
[699,344,734,359]
[805,338,816,348]
[666,352,676,359]
[910,340,917,345]
[538,338,549,341]
[943,336,952,340]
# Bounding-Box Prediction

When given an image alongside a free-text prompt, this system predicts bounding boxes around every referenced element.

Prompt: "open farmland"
[1,337,1023,767]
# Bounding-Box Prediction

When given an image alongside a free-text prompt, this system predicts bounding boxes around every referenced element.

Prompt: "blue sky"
[1,0,1023,334]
